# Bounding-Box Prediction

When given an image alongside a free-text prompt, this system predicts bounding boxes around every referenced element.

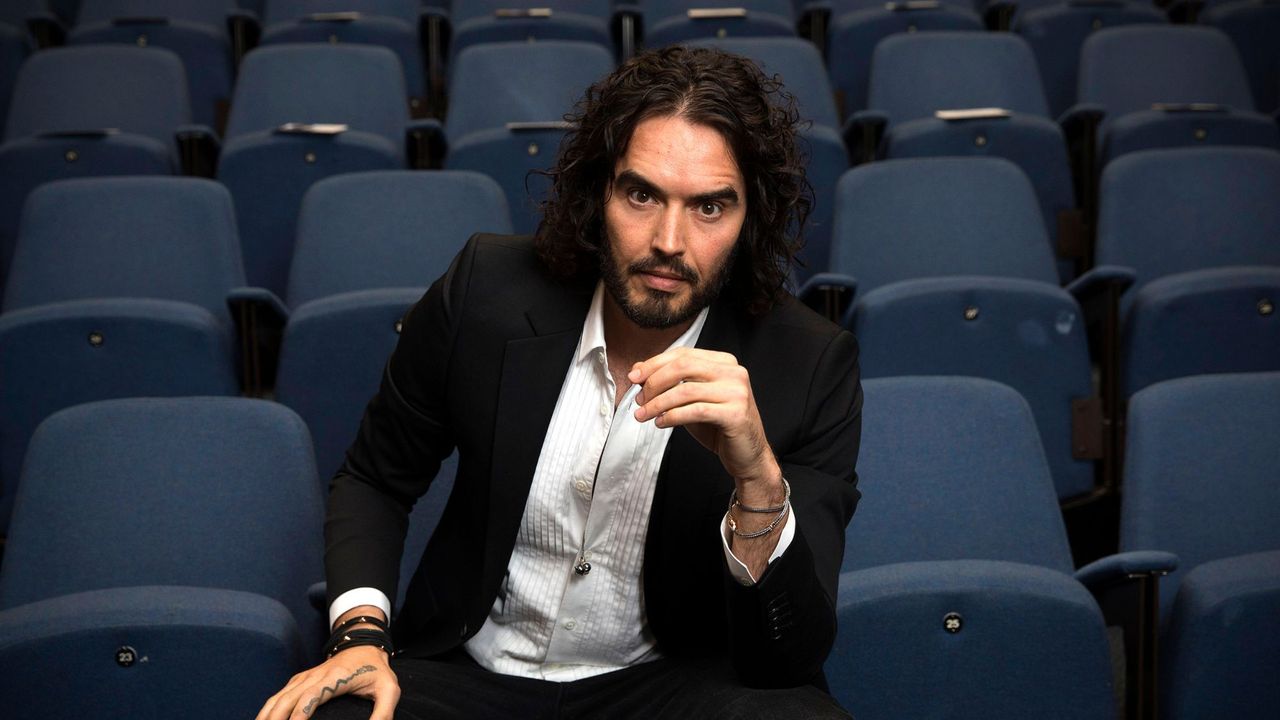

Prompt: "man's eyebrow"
[614,169,740,205]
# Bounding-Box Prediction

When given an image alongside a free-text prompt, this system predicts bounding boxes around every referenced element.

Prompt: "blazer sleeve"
[323,235,479,610]
[723,327,863,688]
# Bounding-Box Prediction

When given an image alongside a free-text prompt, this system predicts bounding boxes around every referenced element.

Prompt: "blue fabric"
[827,5,983,117]
[0,299,238,530]
[1014,2,1166,119]
[1160,550,1280,719]
[644,0,796,46]
[0,0,53,29]
[444,125,566,235]
[1204,0,1280,113]
[829,157,1058,298]
[3,176,244,323]
[70,1,235,126]
[217,128,402,296]
[1095,146,1280,314]
[850,377,1074,574]
[260,12,426,99]
[0,586,301,719]
[287,170,512,307]
[854,277,1095,500]
[449,1,612,59]
[0,397,326,653]
[448,0,613,25]
[0,25,28,139]
[1121,372,1280,621]
[275,287,427,476]
[444,41,613,140]
[0,135,174,299]
[224,43,409,150]
[1100,105,1280,164]
[4,45,190,144]
[793,125,848,282]
[686,36,839,130]
[1123,266,1280,394]
[868,32,1049,124]
[829,560,1114,719]
[264,0,421,26]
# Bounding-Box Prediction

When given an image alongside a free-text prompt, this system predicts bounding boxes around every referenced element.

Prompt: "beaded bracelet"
[730,477,791,513]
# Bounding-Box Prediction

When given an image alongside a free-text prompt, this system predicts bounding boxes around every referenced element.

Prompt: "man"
[259,46,862,720]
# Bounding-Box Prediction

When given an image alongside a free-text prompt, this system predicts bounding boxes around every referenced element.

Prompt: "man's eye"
[628,189,652,204]
[698,202,722,217]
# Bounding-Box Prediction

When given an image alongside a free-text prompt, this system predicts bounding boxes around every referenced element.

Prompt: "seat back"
[1095,146,1280,306]
[264,0,421,26]
[286,170,511,307]
[0,397,325,643]
[444,125,567,235]
[1204,0,1280,113]
[444,41,612,141]
[829,157,1058,297]
[1120,372,1280,618]
[0,24,28,139]
[854,277,1095,500]
[75,0,234,27]
[686,36,839,130]
[830,560,1114,718]
[3,176,244,323]
[867,31,1050,125]
[643,0,796,46]
[447,0,613,60]
[849,377,1075,574]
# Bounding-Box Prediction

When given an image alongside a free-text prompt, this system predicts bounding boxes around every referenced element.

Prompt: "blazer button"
[459,623,468,638]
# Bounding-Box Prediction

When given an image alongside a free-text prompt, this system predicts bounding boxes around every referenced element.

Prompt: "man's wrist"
[733,456,785,508]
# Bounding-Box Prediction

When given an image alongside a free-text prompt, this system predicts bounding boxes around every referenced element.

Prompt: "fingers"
[369,680,402,720]
[628,347,737,390]
[630,349,742,407]
[257,648,396,720]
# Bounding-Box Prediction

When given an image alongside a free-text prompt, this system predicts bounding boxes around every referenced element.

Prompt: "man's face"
[600,114,747,329]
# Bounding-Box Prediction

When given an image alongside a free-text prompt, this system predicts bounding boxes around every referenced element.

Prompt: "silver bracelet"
[730,477,791,513]
[728,501,789,539]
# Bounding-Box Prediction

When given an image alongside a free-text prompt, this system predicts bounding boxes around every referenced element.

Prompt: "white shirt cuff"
[720,508,796,586]
[328,587,393,630]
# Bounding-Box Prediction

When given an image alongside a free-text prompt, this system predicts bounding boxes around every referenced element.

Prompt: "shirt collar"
[577,282,710,364]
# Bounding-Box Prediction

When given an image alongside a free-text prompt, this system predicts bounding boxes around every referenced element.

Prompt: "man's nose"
[651,206,686,256]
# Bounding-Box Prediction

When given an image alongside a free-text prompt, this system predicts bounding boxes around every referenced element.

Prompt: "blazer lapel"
[485,284,593,578]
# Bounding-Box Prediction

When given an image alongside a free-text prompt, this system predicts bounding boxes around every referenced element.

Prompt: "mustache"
[628,254,699,284]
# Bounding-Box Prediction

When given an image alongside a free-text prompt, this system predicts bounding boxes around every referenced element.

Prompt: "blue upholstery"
[686,36,839,129]
[276,288,420,476]
[794,126,848,282]
[865,32,1075,279]
[444,125,566,235]
[827,3,982,118]
[0,397,326,652]
[0,0,54,30]
[643,0,796,47]
[0,586,301,719]
[1160,550,1280,719]
[1120,372,1280,621]
[0,46,188,292]
[829,157,1058,298]
[1204,0,1280,113]
[448,0,613,59]
[260,0,427,102]
[1123,266,1280,394]
[854,277,1096,500]
[219,43,409,295]
[1015,1,1167,119]
[69,0,235,126]
[287,170,511,307]
[1095,146,1280,315]
[444,41,613,141]
[850,377,1074,574]
[3,176,244,324]
[0,24,27,139]
[0,299,239,531]
[1078,25,1280,163]
[829,560,1114,718]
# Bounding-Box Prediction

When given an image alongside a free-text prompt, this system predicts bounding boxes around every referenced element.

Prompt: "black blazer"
[325,234,862,687]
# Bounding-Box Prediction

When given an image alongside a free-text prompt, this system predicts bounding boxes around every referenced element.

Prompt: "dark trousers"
[314,652,851,720]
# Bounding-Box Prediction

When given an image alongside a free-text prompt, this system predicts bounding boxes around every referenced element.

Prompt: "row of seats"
[0,372,1274,716]
[3,27,1276,300]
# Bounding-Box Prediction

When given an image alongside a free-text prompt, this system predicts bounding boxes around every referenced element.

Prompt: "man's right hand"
[255,644,400,720]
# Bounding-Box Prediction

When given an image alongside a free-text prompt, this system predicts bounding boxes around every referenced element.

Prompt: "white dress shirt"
[330,283,794,680]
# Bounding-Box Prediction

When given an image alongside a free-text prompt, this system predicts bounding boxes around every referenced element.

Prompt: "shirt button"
[564,620,576,631]
[575,480,589,493]
[599,403,610,416]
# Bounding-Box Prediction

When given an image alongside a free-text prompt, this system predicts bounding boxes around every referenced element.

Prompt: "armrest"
[795,2,831,54]
[420,6,450,115]
[797,272,858,325]
[406,118,445,169]
[227,286,289,396]
[1075,550,1178,592]
[843,109,888,166]
[611,4,642,61]
[1165,0,1205,23]
[175,124,220,177]
[1065,264,1135,303]
[26,11,66,48]
[227,9,261,68]
[1057,102,1105,131]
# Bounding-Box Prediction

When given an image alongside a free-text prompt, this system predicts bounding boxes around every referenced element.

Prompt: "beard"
[599,228,739,330]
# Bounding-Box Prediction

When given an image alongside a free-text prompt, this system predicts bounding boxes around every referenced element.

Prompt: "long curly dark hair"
[534,45,812,314]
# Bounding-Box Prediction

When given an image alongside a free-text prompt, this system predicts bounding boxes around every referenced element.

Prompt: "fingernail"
[634,408,645,421]
[634,391,644,405]
[628,369,640,382]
